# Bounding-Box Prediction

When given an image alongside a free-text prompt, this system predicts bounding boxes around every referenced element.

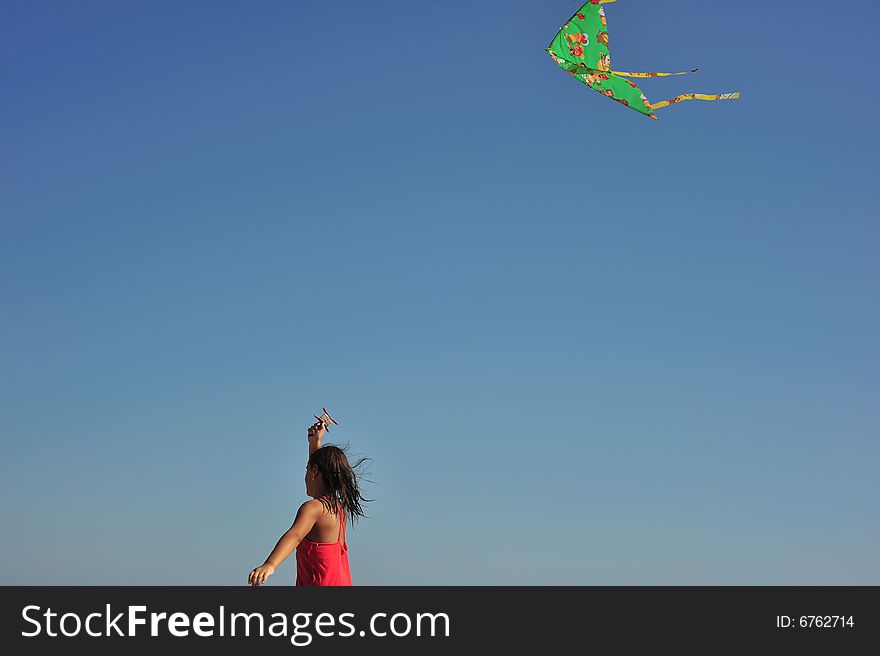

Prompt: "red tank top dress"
[295,508,352,586]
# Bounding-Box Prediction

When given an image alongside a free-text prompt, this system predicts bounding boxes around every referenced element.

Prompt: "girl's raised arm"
[307,421,326,456]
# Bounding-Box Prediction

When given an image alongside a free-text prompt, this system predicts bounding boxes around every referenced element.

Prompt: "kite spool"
[314,407,339,432]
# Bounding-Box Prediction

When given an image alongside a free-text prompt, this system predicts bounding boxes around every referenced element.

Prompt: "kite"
[546,0,740,119]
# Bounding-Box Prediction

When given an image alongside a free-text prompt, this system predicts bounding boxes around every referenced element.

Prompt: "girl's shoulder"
[296,498,325,519]
[300,497,341,518]
[302,498,345,543]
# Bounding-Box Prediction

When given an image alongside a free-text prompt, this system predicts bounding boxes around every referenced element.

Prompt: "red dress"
[295,508,352,586]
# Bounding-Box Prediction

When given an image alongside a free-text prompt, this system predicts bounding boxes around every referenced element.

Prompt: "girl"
[248,420,369,586]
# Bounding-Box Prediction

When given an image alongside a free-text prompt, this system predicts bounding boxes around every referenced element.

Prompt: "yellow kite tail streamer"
[611,68,699,78]
[649,92,741,110]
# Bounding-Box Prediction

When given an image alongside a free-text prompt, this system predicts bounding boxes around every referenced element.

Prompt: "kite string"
[448,135,523,241]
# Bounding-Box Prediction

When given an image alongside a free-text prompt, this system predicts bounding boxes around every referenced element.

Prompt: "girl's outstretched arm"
[248,500,321,586]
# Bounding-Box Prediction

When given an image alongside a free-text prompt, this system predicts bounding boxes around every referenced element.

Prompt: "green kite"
[546,0,740,119]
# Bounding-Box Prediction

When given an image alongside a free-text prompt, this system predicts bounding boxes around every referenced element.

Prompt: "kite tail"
[611,68,699,78]
[650,92,741,110]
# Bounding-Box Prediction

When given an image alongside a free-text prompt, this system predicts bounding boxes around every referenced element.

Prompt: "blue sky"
[2,0,877,585]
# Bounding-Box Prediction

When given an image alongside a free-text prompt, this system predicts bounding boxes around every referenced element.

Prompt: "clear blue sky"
[2,0,877,585]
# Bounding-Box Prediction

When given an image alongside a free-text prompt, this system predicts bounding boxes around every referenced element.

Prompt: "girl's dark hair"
[307,445,371,522]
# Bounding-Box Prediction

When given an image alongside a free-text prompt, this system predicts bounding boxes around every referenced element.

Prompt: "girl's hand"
[248,563,276,586]
[307,421,326,444]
